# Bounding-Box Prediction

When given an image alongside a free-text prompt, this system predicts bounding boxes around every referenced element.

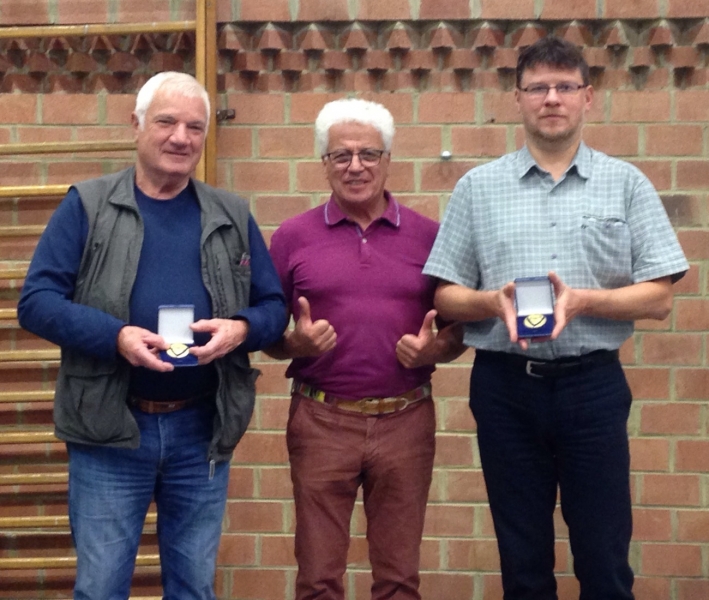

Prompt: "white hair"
[134,72,210,130]
[315,98,395,155]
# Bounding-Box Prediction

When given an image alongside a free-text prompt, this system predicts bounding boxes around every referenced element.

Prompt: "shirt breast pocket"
[580,215,632,288]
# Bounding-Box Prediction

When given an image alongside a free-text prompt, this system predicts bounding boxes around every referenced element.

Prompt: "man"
[266,98,464,600]
[18,72,287,600]
[423,37,688,599]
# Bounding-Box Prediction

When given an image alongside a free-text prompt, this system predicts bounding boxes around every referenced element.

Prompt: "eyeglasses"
[324,149,387,169]
[518,82,588,98]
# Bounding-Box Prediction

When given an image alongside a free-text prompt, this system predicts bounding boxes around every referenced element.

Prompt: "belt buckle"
[525,360,545,378]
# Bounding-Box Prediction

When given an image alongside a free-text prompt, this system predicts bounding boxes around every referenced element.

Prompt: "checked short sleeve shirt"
[423,143,688,359]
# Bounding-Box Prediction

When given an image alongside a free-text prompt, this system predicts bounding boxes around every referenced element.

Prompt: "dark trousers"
[287,394,436,600]
[470,352,635,600]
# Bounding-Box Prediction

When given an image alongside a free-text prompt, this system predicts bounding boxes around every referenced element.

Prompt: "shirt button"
[362,238,367,243]
[550,222,556,227]
[551,254,557,259]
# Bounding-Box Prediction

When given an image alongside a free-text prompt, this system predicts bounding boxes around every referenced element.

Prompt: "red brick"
[677,231,709,260]
[232,161,289,192]
[116,0,179,21]
[676,159,709,189]
[42,95,99,125]
[640,474,700,506]
[630,160,672,191]
[385,161,415,193]
[675,369,709,400]
[432,363,471,397]
[676,440,709,473]
[642,334,702,365]
[625,368,670,400]
[238,0,291,20]
[641,543,702,576]
[448,538,500,570]
[391,126,442,158]
[229,568,288,600]
[217,533,256,565]
[421,159,477,192]
[297,0,349,20]
[356,0,411,19]
[604,0,660,18]
[423,504,475,536]
[677,578,709,599]
[56,0,109,24]
[395,194,440,221]
[639,402,701,435]
[676,90,709,121]
[255,395,291,429]
[632,577,671,600]
[0,0,50,24]
[46,161,104,184]
[632,508,672,541]
[434,433,474,467]
[360,93,415,124]
[0,94,37,125]
[446,469,489,502]
[667,0,709,17]
[419,573,475,600]
[451,126,507,157]
[216,127,253,158]
[225,500,285,533]
[259,467,293,499]
[261,534,296,566]
[480,0,536,19]
[227,466,255,498]
[674,264,700,295]
[227,94,285,124]
[675,299,709,330]
[290,93,343,123]
[481,91,520,124]
[418,93,475,123]
[419,0,472,19]
[611,91,670,122]
[583,125,639,156]
[540,0,598,19]
[253,195,312,226]
[440,397,477,432]
[295,161,329,193]
[258,127,314,158]
[233,431,288,465]
[629,437,670,472]
[645,124,703,157]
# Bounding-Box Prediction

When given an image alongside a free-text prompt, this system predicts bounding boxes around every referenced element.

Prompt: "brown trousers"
[287,394,436,600]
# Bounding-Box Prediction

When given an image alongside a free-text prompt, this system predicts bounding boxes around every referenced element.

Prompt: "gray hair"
[134,72,210,130]
[315,98,395,156]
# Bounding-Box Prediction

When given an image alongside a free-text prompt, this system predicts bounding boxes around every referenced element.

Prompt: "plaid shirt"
[423,143,688,359]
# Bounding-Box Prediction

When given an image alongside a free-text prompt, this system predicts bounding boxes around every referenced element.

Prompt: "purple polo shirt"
[269,192,439,399]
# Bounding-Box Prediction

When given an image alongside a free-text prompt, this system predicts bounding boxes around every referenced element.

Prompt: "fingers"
[116,326,173,372]
[418,309,437,336]
[297,296,312,325]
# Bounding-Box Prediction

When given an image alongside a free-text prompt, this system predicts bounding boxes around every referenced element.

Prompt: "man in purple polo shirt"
[267,98,464,600]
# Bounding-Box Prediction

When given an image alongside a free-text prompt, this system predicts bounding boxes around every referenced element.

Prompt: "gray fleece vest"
[53,167,258,462]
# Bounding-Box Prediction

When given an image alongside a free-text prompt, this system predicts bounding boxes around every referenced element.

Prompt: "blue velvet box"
[514,277,555,338]
[158,305,198,367]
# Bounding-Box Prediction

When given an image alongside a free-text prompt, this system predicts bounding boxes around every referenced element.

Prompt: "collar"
[516,141,591,181]
[323,190,401,228]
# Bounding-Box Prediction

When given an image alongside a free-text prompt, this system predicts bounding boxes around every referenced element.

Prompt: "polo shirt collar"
[324,190,401,227]
[517,141,592,180]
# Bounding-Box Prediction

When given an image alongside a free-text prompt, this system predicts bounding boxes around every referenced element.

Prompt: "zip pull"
[209,459,215,481]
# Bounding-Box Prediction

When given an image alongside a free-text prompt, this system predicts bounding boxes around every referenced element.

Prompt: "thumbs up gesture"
[396,309,438,369]
[285,296,337,358]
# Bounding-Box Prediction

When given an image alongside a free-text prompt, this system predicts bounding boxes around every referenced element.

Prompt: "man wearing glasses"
[266,98,464,600]
[424,37,687,599]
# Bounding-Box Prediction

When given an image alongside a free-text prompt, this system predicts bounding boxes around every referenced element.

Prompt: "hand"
[396,309,438,368]
[117,326,174,372]
[189,318,249,365]
[548,271,583,340]
[495,282,528,350]
[285,297,336,357]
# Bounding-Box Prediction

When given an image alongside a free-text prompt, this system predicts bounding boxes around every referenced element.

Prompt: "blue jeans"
[470,352,635,600]
[67,404,230,600]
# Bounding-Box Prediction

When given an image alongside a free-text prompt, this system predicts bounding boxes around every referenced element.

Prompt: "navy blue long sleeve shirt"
[18,184,287,400]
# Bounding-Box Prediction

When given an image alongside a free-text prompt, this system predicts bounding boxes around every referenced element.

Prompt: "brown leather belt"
[128,391,216,414]
[291,381,432,415]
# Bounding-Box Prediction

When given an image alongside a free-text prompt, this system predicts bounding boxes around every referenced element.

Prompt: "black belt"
[475,349,619,379]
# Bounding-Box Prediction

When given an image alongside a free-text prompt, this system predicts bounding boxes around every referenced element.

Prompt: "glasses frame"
[323,148,388,170]
[518,82,588,99]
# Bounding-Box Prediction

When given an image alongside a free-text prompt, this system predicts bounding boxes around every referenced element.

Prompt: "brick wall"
[1,1,708,599]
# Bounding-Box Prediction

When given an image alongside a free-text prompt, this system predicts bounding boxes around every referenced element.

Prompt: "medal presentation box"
[158,305,198,367]
[514,277,555,338]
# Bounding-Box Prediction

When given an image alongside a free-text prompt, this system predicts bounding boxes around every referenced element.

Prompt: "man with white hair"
[18,71,287,599]
[266,98,464,600]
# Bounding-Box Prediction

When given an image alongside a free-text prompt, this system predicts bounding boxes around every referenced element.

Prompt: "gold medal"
[523,314,547,329]
[166,343,190,359]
